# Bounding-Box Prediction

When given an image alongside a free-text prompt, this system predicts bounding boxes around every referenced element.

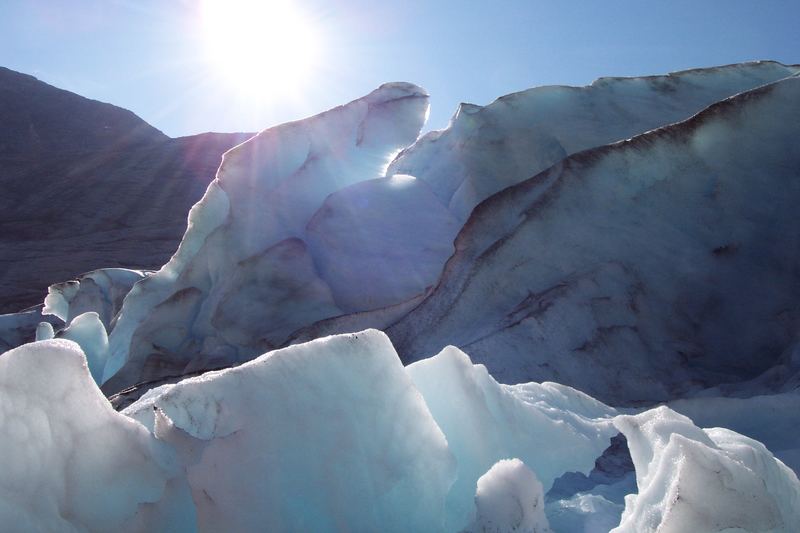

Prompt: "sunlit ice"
[200,0,321,101]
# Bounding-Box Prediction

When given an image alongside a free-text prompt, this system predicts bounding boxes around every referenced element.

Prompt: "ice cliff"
[386,73,800,404]
[52,61,798,398]
[102,82,430,391]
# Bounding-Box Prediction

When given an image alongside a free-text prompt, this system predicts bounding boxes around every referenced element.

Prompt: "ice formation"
[612,407,800,532]
[40,62,792,394]
[35,319,54,341]
[42,268,148,328]
[0,307,57,352]
[2,331,799,531]
[668,391,800,474]
[0,340,176,531]
[103,83,430,390]
[57,311,109,382]
[390,61,799,221]
[386,74,800,404]
[466,459,551,533]
[128,330,457,531]
[406,345,616,530]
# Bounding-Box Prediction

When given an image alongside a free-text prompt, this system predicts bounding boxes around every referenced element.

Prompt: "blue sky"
[1,0,798,138]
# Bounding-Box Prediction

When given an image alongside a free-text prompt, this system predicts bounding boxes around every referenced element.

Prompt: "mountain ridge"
[0,66,254,313]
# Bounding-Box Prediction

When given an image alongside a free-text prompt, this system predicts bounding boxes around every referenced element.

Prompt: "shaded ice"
[104,83,429,388]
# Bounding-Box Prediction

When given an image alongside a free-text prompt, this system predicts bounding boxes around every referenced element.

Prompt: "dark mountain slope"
[0,67,252,312]
[0,67,167,156]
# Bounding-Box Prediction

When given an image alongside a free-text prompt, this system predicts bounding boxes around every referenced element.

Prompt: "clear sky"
[2,0,798,138]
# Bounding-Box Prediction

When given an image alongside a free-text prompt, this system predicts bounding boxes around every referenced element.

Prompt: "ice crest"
[104,84,430,388]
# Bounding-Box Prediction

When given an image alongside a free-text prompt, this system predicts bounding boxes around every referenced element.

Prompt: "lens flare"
[200,0,319,99]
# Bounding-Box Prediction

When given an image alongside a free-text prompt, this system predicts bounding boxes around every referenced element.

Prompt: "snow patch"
[466,459,551,533]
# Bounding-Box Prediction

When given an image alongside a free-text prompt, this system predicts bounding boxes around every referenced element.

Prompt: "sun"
[200,0,319,98]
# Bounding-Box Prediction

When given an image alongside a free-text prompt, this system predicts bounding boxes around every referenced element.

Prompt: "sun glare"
[201,0,319,98]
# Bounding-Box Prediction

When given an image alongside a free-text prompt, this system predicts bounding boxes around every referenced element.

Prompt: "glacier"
[388,61,800,221]
[102,82,430,392]
[25,61,792,394]
[465,458,552,533]
[2,332,799,531]
[0,340,177,532]
[386,73,800,404]
[1,60,800,531]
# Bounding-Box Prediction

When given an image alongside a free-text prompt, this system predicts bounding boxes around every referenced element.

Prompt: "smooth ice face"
[466,459,551,533]
[0,339,176,531]
[612,406,800,532]
[406,345,617,531]
[57,311,109,382]
[306,174,461,312]
[105,84,429,389]
[388,75,800,404]
[126,329,456,532]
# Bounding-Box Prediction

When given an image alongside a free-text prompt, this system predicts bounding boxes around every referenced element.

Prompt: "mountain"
[0,67,252,313]
[0,66,167,156]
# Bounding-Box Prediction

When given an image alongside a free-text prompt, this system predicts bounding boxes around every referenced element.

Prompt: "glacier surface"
[31,61,794,394]
[103,82,430,391]
[0,340,176,532]
[387,74,800,404]
[1,332,798,531]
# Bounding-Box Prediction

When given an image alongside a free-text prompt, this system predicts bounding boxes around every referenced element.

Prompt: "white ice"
[2,331,799,531]
[406,345,616,530]
[42,267,147,327]
[612,406,800,532]
[466,459,551,533]
[126,329,456,532]
[0,339,177,531]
